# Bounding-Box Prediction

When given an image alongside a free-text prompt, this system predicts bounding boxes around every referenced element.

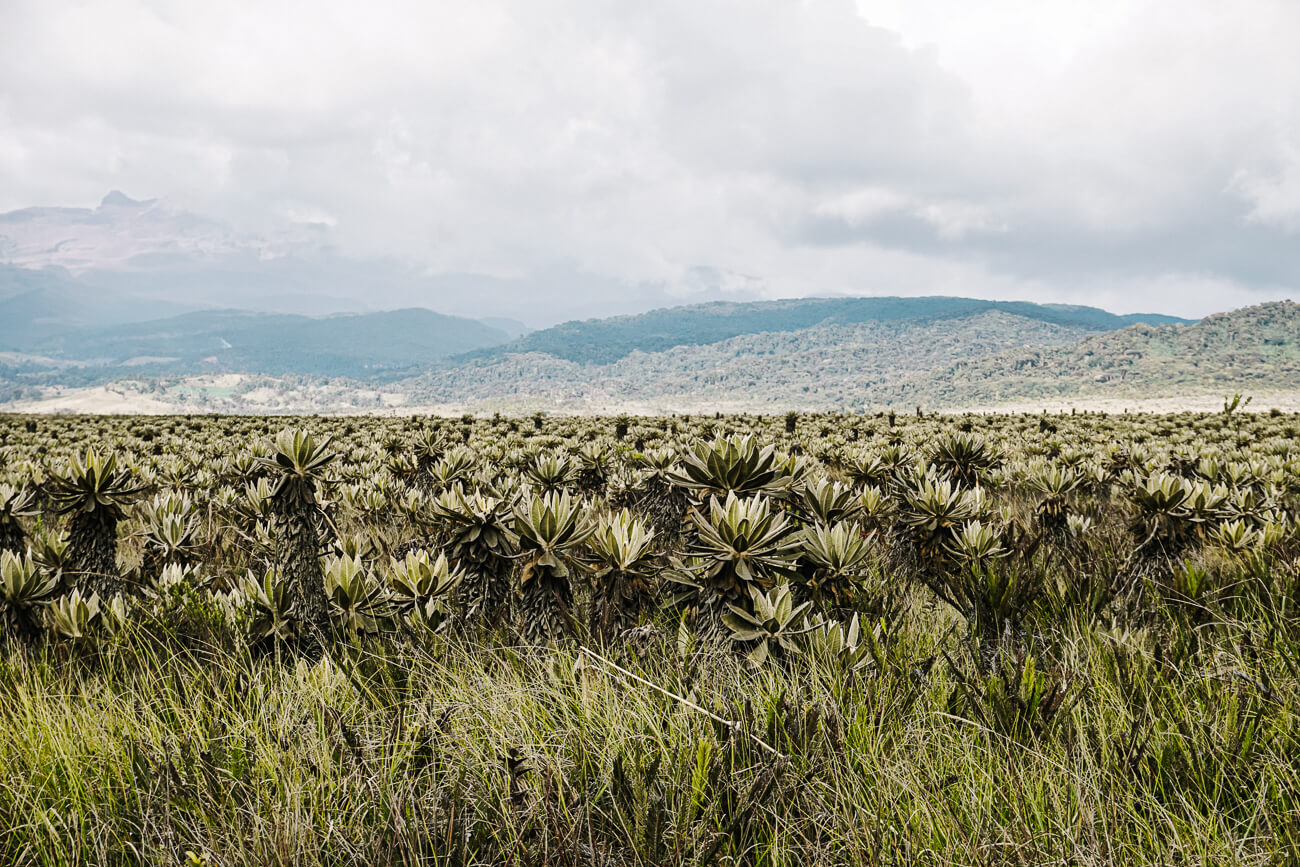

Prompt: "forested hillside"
[885,301,1300,407]
[408,310,1104,409]
[463,295,1188,365]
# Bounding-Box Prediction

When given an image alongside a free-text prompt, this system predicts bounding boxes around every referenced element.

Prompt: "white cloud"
[1232,143,1300,233]
[0,0,1297,323]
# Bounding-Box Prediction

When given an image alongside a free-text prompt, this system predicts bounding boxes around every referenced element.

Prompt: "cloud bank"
[1,0,1297,323]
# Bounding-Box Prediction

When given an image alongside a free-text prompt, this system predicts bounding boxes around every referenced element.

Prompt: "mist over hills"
[0,191,530,381]
[0,264,199,348]
[2,290,1295,414]
[0,262,521,382]
[0,192,743,325]
[30,309,514,379]
[0,290,1192,395]
[2,190,1292,415]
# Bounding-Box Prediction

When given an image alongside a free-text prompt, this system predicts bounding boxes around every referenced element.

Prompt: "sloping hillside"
[407,300,1299,413]
[461,296,1189,365]
[405,308,1109,410]
[880,300,1299,407]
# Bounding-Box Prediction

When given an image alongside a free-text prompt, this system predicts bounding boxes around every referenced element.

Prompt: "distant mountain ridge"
[8,189,1257,414]
[9,278,1288,415]
[6,308,512,381]
[461,296,1190,365]
[0,264,203,343]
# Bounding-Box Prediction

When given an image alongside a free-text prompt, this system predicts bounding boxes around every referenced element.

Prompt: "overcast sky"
[2,0,1298,321]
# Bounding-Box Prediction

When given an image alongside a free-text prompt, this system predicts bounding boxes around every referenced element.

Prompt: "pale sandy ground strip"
[8,384,1300,416]
[354,393,1300,416]
[5,386,185,414]
[943,394,1300,414]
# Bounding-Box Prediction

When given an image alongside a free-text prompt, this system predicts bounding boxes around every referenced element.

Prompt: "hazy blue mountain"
[477,317,533,339]
[30,308,512,378]
[0,264,198,348]
[0,254,522,378]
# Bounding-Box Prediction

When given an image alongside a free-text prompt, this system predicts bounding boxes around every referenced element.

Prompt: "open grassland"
[0,409,1298,865]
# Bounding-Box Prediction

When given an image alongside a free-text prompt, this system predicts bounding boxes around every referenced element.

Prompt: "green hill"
[461,296,1190,365]
[406,307,1116,410]
[405,300,1300,413]
[881,300,1300,407]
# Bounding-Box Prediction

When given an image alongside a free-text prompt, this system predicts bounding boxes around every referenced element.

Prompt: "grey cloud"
[0,0,1297,324]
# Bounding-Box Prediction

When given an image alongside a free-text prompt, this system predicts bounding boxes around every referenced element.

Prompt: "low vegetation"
[0,408,1297,864]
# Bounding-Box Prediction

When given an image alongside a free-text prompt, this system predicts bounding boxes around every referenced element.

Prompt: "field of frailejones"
[0,410,1297,865]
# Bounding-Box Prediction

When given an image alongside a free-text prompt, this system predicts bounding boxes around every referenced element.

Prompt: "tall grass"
[2,411,1299,864]
[1,604,1295,865]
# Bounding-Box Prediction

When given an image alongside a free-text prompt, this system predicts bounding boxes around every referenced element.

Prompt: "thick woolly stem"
[521,565,574,644]
[461,557,514,630]
[67,509,123,597]
[271,479,332,656]
[0,517,24,555]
